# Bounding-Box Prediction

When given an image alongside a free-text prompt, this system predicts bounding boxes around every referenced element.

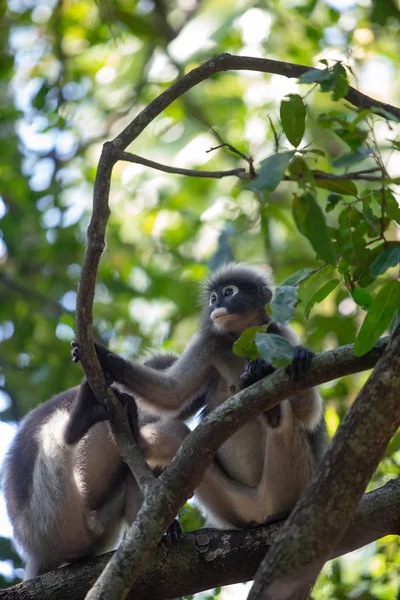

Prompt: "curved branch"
[86,337,389,600]
[2,480,399,600]
[113,54,400,151]
[117,151,247,178]
[249,327,400,600]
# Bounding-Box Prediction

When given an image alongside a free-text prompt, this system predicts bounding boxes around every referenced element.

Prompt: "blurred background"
[1,0,400,597]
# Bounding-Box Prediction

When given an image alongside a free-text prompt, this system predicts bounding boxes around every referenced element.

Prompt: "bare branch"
[2,480,399,600]
[112,54,400,152]
[249,327,400,600]
[85,338,389,599]
[117,151,247,179]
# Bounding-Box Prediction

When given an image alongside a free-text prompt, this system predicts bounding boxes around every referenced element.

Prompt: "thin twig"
[117,151,248,179]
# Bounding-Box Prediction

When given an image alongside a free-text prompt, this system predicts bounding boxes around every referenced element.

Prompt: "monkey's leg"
[195,461,267,529]
[20,410,112,578]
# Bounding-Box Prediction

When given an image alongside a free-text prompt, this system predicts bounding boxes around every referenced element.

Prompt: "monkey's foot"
[162,519,182,545]
[265,404,282,428]
[240,357,275,389]
[264,509,291,526]
[285,346,314,382]
[85,510,104,537]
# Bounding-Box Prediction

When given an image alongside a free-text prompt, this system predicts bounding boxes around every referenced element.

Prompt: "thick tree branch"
[249,327,400,600]
[2,480,399,600]
[86,338,389,599]
[117,151,247,178]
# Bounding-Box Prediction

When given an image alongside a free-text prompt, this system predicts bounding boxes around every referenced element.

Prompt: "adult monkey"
[3,354,200,579]
[73,263,327,529]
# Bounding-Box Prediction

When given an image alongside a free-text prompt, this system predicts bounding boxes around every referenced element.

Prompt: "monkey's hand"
[240,358,275,389]
[71,340,115,385]
[162,519,182,545]
[285,346,314,382]
[241,359,282,428]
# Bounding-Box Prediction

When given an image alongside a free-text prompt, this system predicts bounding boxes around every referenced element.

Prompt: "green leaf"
[332,147,371,168]
[292,193,337,264]
[304,279,340,318]
[281,268,314,286]
[298,67,332,85]
[370,246,400,277]
[270,285,298,324]
[331,63,349,101]
[385,192,400,224]
[298,264,336,299]
[249,151,295,192]
[326,193,342,212]
[255,332,294,368]
[233,326,266,360]
[351,288,373,310]
[280,94,306,147]
[314,177,358,196]
[354,280,400,356]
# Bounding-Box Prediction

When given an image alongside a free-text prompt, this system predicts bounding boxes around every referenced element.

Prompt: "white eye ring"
[210,292,217,306]
[222,285,238,297]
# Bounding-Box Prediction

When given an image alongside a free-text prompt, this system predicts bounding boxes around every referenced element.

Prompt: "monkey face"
[204,269,272,336]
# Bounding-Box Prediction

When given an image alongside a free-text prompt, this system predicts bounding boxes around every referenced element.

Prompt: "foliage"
[0,0,400,596]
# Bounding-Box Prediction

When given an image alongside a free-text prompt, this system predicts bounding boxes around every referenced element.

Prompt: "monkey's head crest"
[200,263,274,335]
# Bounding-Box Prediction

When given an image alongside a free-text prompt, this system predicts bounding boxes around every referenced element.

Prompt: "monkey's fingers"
[162,519,182,545]
[240,358,275,389]
[71,340,81,363]
[286,346,314,382]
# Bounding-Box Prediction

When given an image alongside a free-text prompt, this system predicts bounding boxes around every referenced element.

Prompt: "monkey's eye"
[222,285,238,297]
[210,292,217,305]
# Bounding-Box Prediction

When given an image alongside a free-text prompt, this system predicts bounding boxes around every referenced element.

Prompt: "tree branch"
[2,480,399,600]
[117,151,247,178]
[249,327,400,600]
[75,50,400,599]
[112,54,400,152]
[85,338,389,599]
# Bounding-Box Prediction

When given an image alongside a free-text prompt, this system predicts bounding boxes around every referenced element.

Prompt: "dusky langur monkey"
[3,354,200,580]
[79,263,327,529]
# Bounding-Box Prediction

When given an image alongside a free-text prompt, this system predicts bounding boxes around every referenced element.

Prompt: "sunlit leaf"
[354,280,400,356]
[249,151,295,192]
[370,246,400,277]
[281,268,314,286]
[292,193,336,264]
[233,326,266,360]
[332,147,372,168]
[255,332,294,368]
[280,94,306,147]
[270,285,298,323]
[314,177,358,196]
[304,279,339,318]
[351,288,373,310]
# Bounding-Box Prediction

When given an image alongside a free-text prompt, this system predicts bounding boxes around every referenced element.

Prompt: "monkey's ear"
[64,380,109,445]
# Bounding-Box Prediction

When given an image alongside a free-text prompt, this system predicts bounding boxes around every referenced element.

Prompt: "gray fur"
[93,263,327,529]
[2,354,196,579]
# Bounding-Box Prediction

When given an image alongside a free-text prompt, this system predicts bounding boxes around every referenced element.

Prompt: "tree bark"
[249,327,400,600]
[1,480,399,600]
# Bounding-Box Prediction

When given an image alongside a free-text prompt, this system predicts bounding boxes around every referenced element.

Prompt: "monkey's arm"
[72,336,214,412]
[241,339,322,430]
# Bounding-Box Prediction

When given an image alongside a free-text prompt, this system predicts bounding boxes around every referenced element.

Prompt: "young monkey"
[3,354,198,579]
[79,263,327,530]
